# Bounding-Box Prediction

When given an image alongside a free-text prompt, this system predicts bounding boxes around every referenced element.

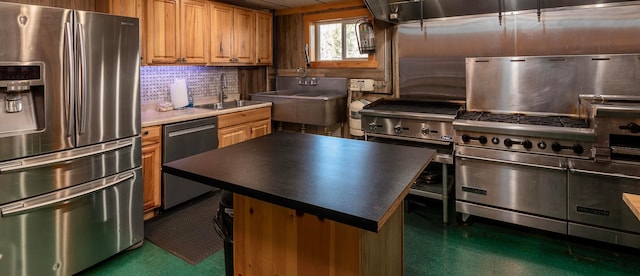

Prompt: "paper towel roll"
[170,79,189,108]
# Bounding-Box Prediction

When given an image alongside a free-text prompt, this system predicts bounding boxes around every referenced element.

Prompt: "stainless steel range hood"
[365,0,635,23]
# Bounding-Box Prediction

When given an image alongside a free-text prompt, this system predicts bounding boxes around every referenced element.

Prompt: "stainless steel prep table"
[163,131,435,275]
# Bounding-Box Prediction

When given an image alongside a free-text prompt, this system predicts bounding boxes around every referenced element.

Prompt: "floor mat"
[144,191,224,265]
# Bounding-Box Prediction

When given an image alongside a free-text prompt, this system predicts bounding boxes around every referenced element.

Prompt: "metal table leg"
[442,163,448,224]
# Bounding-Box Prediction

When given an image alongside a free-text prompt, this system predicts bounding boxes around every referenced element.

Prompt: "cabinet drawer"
[218,107,271,128]
[142,125,162,146]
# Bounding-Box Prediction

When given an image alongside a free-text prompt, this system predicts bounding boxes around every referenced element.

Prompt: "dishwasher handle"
[0,171,135,217]
[168,124,217,138]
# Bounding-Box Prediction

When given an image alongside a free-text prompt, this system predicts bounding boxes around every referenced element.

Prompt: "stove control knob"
[393,124,402,134]
[572,144,584,154]
[537,141,547,149]
[368,122,377,131]
[504,138,513,147]
[461,134,471,143]
[491,137,500,144]
[620,123,640,133]
[478,136,488,144]
[551,142,562,152]
[421,128,430,135]
[522,140,533,149]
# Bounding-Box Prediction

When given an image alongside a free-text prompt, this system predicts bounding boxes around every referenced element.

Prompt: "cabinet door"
[141,126,161,215]
[249,119,271,139]
[142,142,161,213]
[209,3,234,63]
[233,8,255,64]
[180,0,208,64]
[146,0,179,64]
[218,124,249,148]
[255,11,273,65]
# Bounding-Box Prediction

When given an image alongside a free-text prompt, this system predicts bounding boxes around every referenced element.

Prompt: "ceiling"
[219,0,347,10]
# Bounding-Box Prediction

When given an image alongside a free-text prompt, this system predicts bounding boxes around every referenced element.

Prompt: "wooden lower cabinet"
[234,194,403,275]
[141,125,162,219]
[218,107,271,148]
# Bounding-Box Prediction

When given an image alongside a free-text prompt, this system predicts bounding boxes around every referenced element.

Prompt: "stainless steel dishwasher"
[163,117,219,209]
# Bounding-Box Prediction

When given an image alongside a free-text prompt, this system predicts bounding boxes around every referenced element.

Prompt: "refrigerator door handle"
[76,22,88,135]
[64,22,74,137]
[0,171,135,217]
[0,137,134,173]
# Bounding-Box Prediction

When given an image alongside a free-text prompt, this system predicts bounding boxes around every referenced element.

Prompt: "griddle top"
[362,99,462,116]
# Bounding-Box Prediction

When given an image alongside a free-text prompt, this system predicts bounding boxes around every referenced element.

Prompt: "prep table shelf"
[364,133,454,224]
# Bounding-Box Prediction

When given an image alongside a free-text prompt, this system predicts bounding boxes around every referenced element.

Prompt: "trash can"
[214,190,234,276]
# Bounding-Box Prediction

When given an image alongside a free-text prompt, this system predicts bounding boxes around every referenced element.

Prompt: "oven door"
[456,146,568,233]
[568,159,640,247]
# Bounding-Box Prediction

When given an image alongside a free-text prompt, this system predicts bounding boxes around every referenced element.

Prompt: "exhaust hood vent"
[365,0,635,23]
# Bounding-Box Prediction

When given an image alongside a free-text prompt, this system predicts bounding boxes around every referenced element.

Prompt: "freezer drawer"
[0,168,143,276]
[0,136,141,205]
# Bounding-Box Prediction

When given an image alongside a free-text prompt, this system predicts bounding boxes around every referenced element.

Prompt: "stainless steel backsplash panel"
[396,3,640,101]
[465,54,640,115]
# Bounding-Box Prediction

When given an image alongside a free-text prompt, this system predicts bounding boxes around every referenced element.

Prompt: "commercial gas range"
[454,54,640,249]
[360,99,464,224]
[454,111,596,234]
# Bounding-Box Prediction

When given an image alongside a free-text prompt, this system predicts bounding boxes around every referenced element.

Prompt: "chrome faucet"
[220,73,227,102]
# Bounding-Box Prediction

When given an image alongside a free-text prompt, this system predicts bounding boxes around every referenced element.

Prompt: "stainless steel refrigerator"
[0,3,142,275]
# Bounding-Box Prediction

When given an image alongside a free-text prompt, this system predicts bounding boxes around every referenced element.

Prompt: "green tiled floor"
[80,198,640,275]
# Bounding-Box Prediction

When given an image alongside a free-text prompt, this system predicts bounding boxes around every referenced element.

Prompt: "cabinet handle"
[219,42,223,53]
[143,130,149,136]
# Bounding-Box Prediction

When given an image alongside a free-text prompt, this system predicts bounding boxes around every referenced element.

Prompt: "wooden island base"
[234,194,404,276]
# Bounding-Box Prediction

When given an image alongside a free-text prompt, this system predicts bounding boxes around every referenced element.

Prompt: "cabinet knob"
[143,131,149,136]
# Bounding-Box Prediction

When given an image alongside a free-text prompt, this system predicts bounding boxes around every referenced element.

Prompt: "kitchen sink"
[250,77,347,126]
[196,100,264,110]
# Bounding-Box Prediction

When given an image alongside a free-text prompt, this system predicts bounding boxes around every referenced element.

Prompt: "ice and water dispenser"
[0,64,44,135]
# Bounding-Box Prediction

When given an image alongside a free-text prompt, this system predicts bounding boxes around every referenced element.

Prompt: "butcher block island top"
[163,131,436,232]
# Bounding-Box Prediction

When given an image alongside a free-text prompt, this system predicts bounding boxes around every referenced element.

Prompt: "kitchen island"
[163,132,435,275]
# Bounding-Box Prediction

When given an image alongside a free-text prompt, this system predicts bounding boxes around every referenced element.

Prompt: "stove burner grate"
[458,112,590,128]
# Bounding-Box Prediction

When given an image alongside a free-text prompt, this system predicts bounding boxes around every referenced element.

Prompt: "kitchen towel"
[169,79,189,109]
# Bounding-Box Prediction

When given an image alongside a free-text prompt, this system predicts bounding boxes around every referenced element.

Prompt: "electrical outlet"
[350,79,375,92]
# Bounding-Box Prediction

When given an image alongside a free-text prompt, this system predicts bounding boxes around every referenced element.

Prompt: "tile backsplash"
[140,66,239,104]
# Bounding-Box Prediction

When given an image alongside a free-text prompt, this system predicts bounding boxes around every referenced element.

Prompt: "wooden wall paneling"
[275,14,304,70]
[238,67,267,99]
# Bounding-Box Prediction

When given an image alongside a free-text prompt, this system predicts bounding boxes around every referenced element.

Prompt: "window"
[303,8,378,69]
[315,19,368,61]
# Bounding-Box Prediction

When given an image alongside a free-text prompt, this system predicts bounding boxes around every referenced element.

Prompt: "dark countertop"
[163,132,435,232]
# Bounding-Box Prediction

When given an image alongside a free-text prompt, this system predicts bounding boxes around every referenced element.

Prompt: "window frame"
[303,8,378,69]
[314,19,368,61]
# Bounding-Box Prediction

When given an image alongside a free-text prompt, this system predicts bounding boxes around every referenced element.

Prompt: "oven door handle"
[0,171,135,217]
[456,154,566,171]
[569,167,640,180]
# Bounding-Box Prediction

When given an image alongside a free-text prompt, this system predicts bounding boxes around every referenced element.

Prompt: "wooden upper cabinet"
[146,0,207,65]
[146,0,179,64]
[232,8,255,64]
[255,11,273,65]
[209,3,255,65]
[180,0,208,63]
[209,3,234,63]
